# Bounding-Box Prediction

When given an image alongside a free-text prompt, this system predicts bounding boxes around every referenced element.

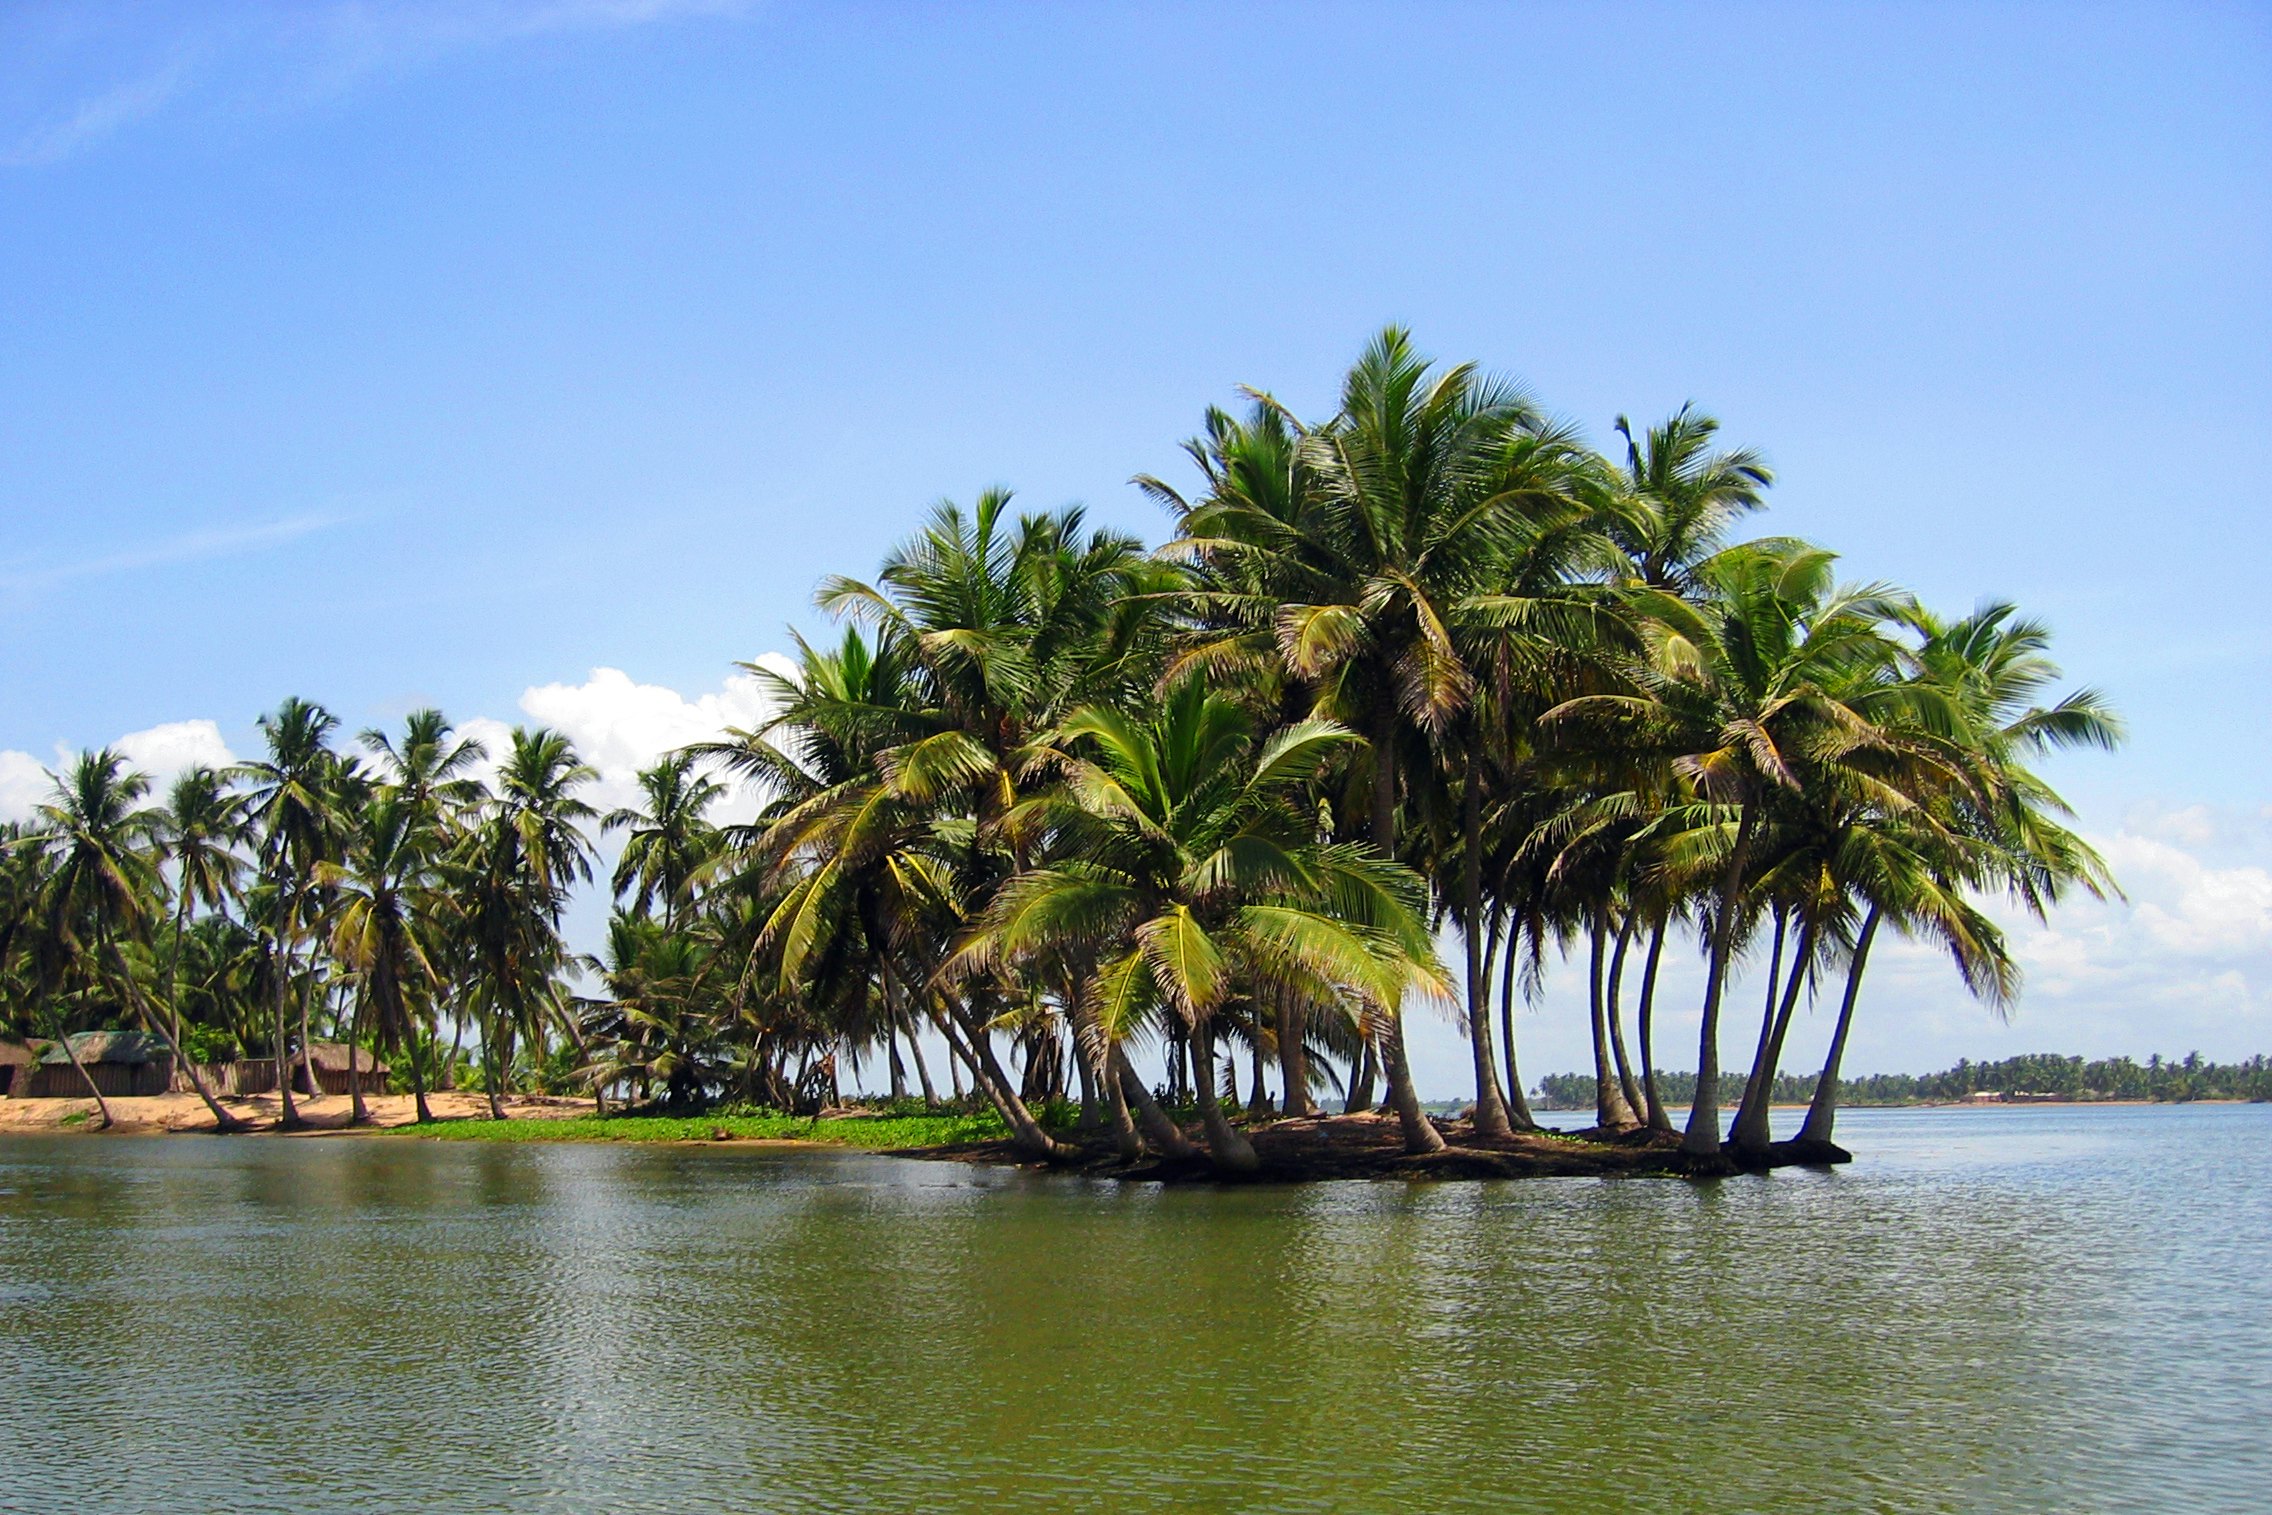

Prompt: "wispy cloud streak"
[2,0,754,167]
[0,513,346,592]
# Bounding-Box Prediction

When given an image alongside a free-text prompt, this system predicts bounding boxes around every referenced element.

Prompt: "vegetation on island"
[1539,1052,2272,1109]
[0,329,2122,1174]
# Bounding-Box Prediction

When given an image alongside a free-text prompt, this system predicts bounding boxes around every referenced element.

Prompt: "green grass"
[394,1108,1012,1148]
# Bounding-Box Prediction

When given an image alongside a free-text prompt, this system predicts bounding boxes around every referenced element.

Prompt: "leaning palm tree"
[1547,543,1921,1162]
[1792,601,2121,1150]
[951,677,1449,1172]
[31,751,242,1130]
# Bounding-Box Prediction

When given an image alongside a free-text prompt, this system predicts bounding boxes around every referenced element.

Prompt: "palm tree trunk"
[1343,1036,1377,1114]
[886,1028,909,1102]
[406,1021,434,1123]
[1113,1045,1196,1158]
[1245,1028,1271,1118]
[1604,912,1644,1118]
[345,986,370,1126]
[1462,754,1514,1139]
[1798,908,1880,1149]
[1589,907,1640,1130]
[1682,802,1757,1162]
[1275,984,1316,1118]
[1635,917,1673,1131]
[57,1035,115,1129]
[1733,919,1816,1156]
[903,1016,938,1107]
[1497,915,1536,1129]
[1187,1020,1259,1173]
[1369,709,1445,1155]
[297,973,322,1106]
[267,873,306,1127]
[935,1001,1075,1161]
[166,881,192,1093]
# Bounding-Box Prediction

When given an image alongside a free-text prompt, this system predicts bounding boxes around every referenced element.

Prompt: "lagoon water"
[1,1105,2266,1514]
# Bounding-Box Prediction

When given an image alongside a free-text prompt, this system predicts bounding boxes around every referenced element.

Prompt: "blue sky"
[2,1,2267,1092]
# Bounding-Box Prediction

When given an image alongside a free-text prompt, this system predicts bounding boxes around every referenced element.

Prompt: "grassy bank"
[396,1108,1014,1148]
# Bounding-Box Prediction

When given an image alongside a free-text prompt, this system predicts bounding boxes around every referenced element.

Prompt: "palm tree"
[952,677,1448,1171]
[151,765,247,1080]
[1792,602,2120,1150]
[316,792,445,1123]
[1163,328,1571,1153]
[1548,543,1919,1161]
[31,752,242,1130]
[235,698,344,1127]
[454,727,595,1118]
[603,752,725,930]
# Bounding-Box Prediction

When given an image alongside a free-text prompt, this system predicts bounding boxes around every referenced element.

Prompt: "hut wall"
[17,1059,173,1099]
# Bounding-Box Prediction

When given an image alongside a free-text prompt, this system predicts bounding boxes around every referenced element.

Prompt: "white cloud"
[512,659,793,817]
[0,751,48,824]
[0,718,238,823]
[114,719,236,787]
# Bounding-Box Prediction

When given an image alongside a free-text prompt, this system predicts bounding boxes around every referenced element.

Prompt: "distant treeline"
[1535,1053,2272,1110]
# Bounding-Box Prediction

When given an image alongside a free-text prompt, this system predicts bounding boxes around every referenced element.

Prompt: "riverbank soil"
[0,1090,592,1135]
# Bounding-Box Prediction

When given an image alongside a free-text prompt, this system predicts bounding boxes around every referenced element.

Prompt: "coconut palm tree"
[151,766,247,1078]
[317,792,445,1123]
[951,677,1448,1171]
[1547,543,1920,1161]
[604,752,725,931]
[1162,328,1572,1153]
[30,752,242,1129]
[235,698,346,1127]
[1791,602,2121,1150]
[452,727,595,1117]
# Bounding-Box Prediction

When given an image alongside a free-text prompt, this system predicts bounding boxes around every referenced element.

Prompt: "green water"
[1,1105,2266,1513]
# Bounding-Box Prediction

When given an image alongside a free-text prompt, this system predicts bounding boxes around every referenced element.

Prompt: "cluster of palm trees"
[1,329,2118,1171]
[0,704,596,1132]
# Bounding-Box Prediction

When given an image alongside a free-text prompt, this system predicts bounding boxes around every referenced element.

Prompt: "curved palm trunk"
[1187,1020,1259,1173]
[1497,917,1536,1129]
[38,979,114,1129]
[108,937,241,1133]
[1113,1045,1197,1159]
[1588,908,1640,1130]
[1604,913,1645,1119]
[1369,711,1445,1155]
[1461,758,1514,1139]
[935,1003,1075,1161]
[1733,919,1816,1157]
[902,1015,938,1107]
[1682,803,1757,1162]
[58,1034,115,1129]
[1635,918,1673,1131]
[1798,909,1880,1149]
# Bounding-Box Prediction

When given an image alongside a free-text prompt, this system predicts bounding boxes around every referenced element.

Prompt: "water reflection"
[0,1107,2266,1512]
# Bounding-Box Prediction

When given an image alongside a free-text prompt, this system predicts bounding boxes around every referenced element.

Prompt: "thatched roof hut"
[304,1042,389,1096]
[17,1030,175,1099]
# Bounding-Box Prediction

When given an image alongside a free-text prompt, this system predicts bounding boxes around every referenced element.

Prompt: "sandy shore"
[0,1089,595,1135]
